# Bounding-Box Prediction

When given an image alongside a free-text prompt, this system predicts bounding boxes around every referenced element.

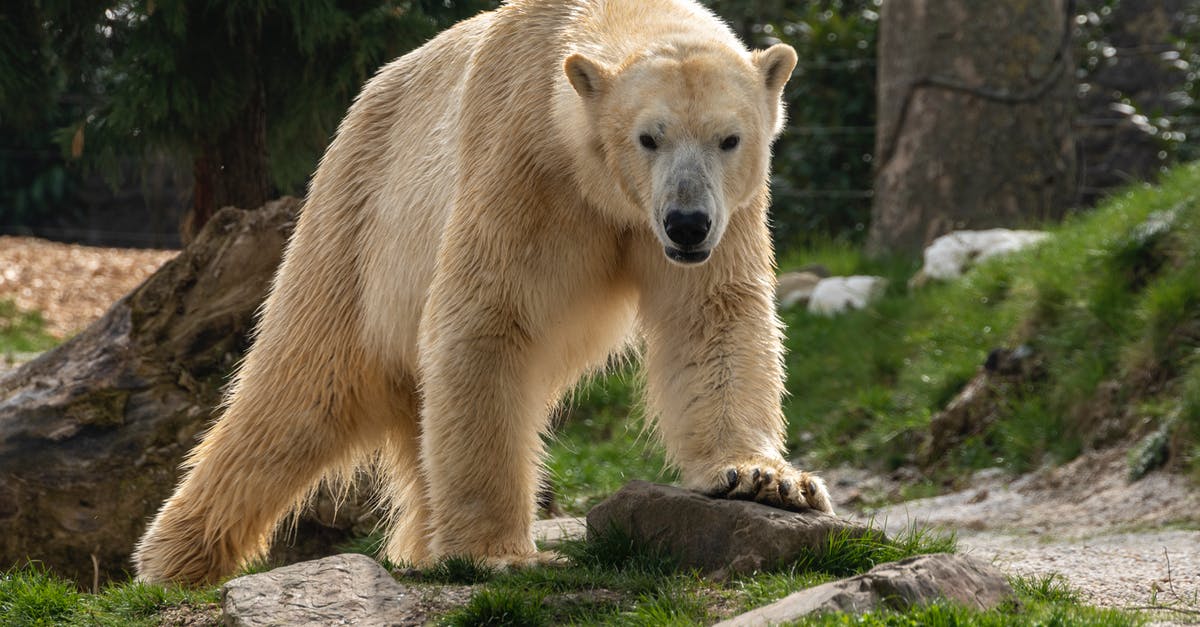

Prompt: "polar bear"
[134,0,834,585]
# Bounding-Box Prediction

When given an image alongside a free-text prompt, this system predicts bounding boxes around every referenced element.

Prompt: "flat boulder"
[222,553,416,627]
[715,553,1013,625]
[586,481,870,578]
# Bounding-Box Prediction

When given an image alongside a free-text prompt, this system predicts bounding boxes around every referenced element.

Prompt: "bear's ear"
[565,53,612,99]
[753,44,798,94]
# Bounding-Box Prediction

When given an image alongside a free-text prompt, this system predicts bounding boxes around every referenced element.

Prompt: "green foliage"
[1075,0,1200,167]
[779,163,1200,477]
[1009,572,1080,605]
[431,527,709,625]
[443,587,548,627]
[75,0,498,193]
[557,525,677,575]
[547,368,673,514]
[1,531,1130,626]
[0,565,77,626]
[1,0,501,227]
[731,568,836,612]
[0,301,57,354]
[0,564,218,627]
[421,556,497,585]
[791,525,956,578]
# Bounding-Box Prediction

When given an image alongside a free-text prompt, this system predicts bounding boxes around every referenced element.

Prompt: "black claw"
[762,471,774,485]
[751,468,761,483]
[726,469,739,491]
[779,480,791,497]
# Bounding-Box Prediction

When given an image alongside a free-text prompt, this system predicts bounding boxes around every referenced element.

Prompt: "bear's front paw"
[700,458,835,515]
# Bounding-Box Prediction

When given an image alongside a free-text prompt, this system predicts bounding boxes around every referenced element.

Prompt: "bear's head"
[565,41,797,265]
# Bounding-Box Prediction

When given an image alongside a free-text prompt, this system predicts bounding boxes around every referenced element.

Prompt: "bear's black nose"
[664,211,711,248]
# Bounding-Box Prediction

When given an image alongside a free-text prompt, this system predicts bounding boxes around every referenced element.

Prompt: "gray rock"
[715,553,1013,626]
[221,553,416,626]
[586,481,870,578]
[533,516,586,548]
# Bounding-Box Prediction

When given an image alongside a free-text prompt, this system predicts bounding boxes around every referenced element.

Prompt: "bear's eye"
[720,135,740,151]
[638,134,658,151]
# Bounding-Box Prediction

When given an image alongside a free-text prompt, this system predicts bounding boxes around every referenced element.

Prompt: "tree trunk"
[867,0,1077,257]
[0,199,344,585]
[184,82,271,244]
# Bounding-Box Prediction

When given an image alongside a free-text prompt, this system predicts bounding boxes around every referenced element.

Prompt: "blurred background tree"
[867,0,1076,256]
[707,0,880,251]
[2,0,1199,252]
[0,0,497,244]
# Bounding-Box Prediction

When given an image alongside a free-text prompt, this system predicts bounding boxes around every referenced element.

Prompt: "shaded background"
[2,0,1198,250]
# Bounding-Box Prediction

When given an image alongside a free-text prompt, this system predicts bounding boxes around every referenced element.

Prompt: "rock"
[715,553,1013,625]
[0,198,300,584]
[912,229,1050,287]
[0,197,381,584]
[807,276,888,316]
[221,553,415,627]
[533,516,586,547]
[776,272,823,309]
[586,481,870,578]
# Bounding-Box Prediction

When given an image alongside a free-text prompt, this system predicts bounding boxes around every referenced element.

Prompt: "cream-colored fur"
[134,0,833,585]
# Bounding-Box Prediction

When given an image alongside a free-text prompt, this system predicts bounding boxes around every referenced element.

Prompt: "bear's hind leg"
[370,374,435,566]
[134,357,377,585]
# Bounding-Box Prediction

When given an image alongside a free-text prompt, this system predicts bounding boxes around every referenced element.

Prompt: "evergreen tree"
[41,0,495,239]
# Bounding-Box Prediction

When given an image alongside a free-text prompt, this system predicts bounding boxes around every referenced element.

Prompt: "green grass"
[786,598,1144,627]
[546,368,673,514]
[0,565,218,626]
[772,163,1200,479]
[432,522,955,626]
[783,573,1146,626]
[10,167,1200,625]
[0,300,56,355]
[794,524,957,578]
[539,163,1200,516]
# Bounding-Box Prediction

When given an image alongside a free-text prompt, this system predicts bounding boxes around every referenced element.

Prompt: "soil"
[0,236,177,339]
[156,601,220,626]
[826,447,1200,622]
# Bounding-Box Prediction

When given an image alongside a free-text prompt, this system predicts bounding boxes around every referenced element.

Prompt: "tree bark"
[867,0,1077,257]
[0,199,307,585]
[184,82,271,244]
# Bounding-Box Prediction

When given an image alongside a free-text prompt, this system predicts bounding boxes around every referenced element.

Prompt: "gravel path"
[827,448,1200,621]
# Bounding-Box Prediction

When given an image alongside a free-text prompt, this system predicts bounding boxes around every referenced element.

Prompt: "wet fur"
[134,0,831,585]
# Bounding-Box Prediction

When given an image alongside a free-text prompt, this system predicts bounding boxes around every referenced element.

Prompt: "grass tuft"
[418,556,497,585]
[794,524,957,577]
[0,564,219,627]
[0,564,79,626]
[1009,572,1080,605]
[442,587,548,627]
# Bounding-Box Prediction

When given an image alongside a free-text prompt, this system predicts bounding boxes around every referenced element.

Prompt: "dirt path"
[828,448,1200,621]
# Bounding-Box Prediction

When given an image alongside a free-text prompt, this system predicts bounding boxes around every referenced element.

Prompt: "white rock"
[776,271,823,309]
[807,276,888,316]
[918,229,1050,284]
